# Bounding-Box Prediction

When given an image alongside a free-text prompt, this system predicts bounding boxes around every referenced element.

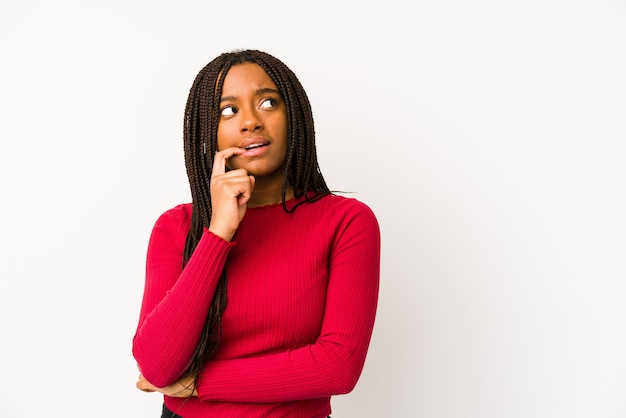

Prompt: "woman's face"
[216,62,289,181]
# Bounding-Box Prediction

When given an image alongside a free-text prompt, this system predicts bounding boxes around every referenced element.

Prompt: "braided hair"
[181,50,330,385]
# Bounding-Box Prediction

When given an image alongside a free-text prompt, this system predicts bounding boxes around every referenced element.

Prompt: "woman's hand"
[208,147,255,241]
[136,373,198,398]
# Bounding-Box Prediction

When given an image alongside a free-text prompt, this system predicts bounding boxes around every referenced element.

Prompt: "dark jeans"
[162,403,331,417]
[161,404,181,418]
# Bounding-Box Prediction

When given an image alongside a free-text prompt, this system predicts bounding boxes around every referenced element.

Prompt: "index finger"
[211,147,244,177]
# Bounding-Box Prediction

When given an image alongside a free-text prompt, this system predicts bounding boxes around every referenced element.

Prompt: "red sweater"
[133,194,380,417]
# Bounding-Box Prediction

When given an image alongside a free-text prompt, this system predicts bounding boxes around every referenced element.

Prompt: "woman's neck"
[247,179,294,208]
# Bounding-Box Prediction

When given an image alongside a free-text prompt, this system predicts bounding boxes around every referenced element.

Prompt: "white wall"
[1,0,625,416]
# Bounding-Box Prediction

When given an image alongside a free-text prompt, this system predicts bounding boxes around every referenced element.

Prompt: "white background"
[1,0,625,416]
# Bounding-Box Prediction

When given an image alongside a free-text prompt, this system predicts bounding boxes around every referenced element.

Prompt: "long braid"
[180,50,331,390]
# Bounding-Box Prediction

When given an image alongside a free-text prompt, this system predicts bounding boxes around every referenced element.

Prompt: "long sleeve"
[133,196,381,417]
[195,198,380,402]
[132,205,235,387]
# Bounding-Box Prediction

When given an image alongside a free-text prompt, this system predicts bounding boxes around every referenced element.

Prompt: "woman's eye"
[260,98,277,109]
[221,106,236,116]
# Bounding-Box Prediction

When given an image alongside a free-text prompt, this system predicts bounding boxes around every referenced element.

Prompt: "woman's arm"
[132,208,234,388]
[134,149,257,388]
[195,203,380,402]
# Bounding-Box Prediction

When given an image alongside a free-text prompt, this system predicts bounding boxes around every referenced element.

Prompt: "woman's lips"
[244,142,266,151]
[239,142,269,157]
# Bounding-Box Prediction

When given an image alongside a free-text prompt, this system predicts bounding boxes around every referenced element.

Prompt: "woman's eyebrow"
[256,88,281,96]
[220,88,281,103]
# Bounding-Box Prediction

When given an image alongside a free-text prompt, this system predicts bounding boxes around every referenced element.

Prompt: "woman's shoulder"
[309,194,379,229]
[317,194,377,215]
[152,203,193,232]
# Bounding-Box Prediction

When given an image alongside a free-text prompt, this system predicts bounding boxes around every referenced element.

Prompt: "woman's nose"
[240,107,262,132]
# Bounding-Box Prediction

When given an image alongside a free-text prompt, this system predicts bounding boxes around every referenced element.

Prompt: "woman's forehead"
[221,63,278,95]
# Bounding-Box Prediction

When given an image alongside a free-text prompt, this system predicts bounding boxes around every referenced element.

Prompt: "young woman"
[133,49,380,418]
